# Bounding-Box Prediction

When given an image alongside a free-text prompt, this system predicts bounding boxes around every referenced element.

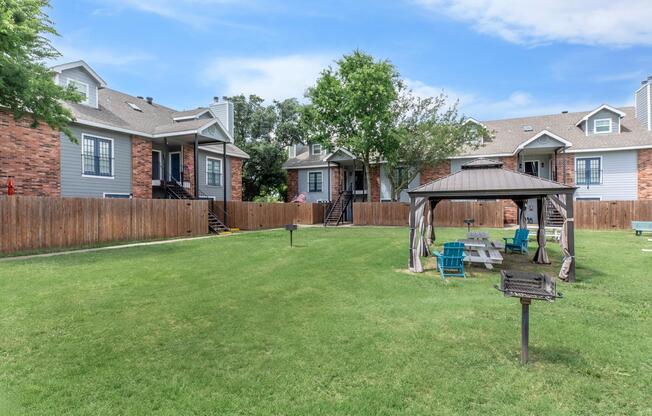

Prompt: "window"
[311,144,322,155]
[288,145,296,158]
[576,157,601,185]
[593,118,612,134]
[308,171,322,192]
[151,150,162,180]
[82,135,113,177]
[206,157,222,186]
[67,79,90,105]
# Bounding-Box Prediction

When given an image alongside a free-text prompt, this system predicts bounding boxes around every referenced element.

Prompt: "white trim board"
[205,155,223,186]
[80,133,115,180]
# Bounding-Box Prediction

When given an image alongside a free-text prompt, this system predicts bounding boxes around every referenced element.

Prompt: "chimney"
[146,97,153,105]
[213,96,219,103]
[209,99,235,141]
[635,77,652,130]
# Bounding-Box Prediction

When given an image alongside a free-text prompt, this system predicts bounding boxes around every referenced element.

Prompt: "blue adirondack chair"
[432,242,466,279]
[503,228,529,254]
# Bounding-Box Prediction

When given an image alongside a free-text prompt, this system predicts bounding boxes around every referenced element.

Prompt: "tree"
[241,142,288,201]
[305,50,400,198]
[0,0,82,140]
[226,94,276,147]
[384,88,485,201]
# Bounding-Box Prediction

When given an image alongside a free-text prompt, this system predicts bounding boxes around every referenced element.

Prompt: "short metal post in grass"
[495,270,563,365]
[285,224,297,247]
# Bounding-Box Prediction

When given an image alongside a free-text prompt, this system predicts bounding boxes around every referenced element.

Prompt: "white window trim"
[168,151,182,181]
[593,118,612,134]
[288,145,297,158]
[102,193,132,198]
[311,144,323,155]
[307,170,323,193]
[152,149,163,185]
[205,156,223,187]
[522,159,541,177]
[67,78,91,106]
[81,133,115,179]
[575,156,603,185]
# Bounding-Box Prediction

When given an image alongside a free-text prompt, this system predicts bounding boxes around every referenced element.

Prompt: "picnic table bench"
[632,221,652,236]
[459,238,504,270]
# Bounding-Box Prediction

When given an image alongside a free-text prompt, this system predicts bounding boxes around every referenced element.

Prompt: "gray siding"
[574,150,638,200]
[586,109,621,135]
[298,168,329,202]
[197,150,232,200]
[58,67,99,108]
[61,125,133,197]
[209,102,234,137]
[380,165,420,202]
[636,84,650,130]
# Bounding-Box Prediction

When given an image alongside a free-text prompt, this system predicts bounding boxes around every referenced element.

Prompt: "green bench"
[632,221,652,236]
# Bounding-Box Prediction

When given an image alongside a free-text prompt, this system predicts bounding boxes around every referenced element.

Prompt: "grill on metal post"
[285,224,297,247]
[463,218,475,233]
[495,270,563,364]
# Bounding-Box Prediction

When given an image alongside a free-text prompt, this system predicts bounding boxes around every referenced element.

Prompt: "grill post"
[520,297,531,364]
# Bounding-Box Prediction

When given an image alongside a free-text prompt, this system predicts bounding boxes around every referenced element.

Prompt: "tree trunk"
[364,160,373,203]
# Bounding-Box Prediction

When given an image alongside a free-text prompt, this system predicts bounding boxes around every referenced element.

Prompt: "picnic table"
[458,238,504,270]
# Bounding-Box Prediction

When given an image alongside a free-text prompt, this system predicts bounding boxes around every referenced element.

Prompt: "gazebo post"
[566,192,576,282]
[408,196,416,270]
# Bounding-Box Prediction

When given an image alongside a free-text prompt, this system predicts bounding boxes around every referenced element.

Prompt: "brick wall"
[420,160,451,184]
[131,136,152,199]
[287,169,298,201]
[230,157,243,201]
[0,111,60,196]
[500,155,518,171]
[369,165,381,202]
[330,166,342,199]
[638,149,652,199]
[554,152,575,185]
[182,146,195,196]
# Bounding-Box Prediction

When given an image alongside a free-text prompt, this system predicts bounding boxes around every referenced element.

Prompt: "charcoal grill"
[463,218,474,232]
[285,224,297,247]
[495,270,563,364]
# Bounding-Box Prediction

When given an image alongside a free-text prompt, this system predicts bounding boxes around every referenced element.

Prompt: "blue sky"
[49,0,652,120]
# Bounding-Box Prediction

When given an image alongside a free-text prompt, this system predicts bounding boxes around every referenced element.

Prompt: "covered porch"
[407,158,578,281]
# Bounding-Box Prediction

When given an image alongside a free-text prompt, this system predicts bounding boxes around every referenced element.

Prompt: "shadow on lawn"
[527,346,586,368]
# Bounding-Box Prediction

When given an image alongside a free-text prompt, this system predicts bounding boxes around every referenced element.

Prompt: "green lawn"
[1,227,650,415]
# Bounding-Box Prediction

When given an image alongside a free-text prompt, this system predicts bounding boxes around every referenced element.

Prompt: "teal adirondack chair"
[432,242,466,279]
[503,229,529,254]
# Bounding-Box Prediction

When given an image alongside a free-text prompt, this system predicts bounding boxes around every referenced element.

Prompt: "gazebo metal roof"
[408,158,576,199]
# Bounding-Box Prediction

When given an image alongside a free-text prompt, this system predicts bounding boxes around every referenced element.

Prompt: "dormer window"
[288,145,296,158]
[594,118,612,134]
[67,79,90,105]
[311,144,322,155]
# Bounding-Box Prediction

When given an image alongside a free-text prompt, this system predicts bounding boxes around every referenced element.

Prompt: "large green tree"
[384,89,485,201]
[305,50,400,197]
[0,0,81,140]
[224,95,306,201]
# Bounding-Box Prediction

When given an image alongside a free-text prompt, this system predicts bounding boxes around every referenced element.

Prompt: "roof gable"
[575,104,626,126]
[51,60,107,88]
[517,130,572,151]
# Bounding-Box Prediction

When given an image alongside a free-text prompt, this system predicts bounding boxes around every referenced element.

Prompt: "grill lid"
[496,270,562,301]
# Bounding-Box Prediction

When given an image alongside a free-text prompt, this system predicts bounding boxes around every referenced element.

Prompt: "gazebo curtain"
[409,197,428,272]
[533,197,550,264]
[549,196,572,280]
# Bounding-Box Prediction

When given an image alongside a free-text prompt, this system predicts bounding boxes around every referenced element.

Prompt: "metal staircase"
[545,199,564,228]
[165,180,230,234]
[324,190,352,226]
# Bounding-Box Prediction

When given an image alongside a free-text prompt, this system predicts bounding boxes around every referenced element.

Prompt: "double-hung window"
[206,157,222,186]
[311,144,322,155]
[82,135,113,177]
[593,118,612,134]
[576,157,601,185]
[308,171,322,192]
[67,79,90,105]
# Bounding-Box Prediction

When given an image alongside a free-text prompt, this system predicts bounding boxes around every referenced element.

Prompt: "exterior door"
[524,160,541,224]
[169,152,181,182]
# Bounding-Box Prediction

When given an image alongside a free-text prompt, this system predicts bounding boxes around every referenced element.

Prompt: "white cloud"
[94,0,262,30]
[405,79,607,120]
[203,54,333,101]
[53,42,155,67]
[413,0,652,46]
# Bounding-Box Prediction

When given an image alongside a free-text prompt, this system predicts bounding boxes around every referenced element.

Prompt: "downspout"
[194,134,199,198]
[223,141,227,226]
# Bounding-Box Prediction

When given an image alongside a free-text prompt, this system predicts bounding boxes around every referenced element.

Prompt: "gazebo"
[407,158,578,281]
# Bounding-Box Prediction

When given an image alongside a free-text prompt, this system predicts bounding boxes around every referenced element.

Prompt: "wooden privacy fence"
[211,201,325,230]
[574,200,652,229]
[353,200,652,230]
[353,201,504,227]
[0,196,208,254]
